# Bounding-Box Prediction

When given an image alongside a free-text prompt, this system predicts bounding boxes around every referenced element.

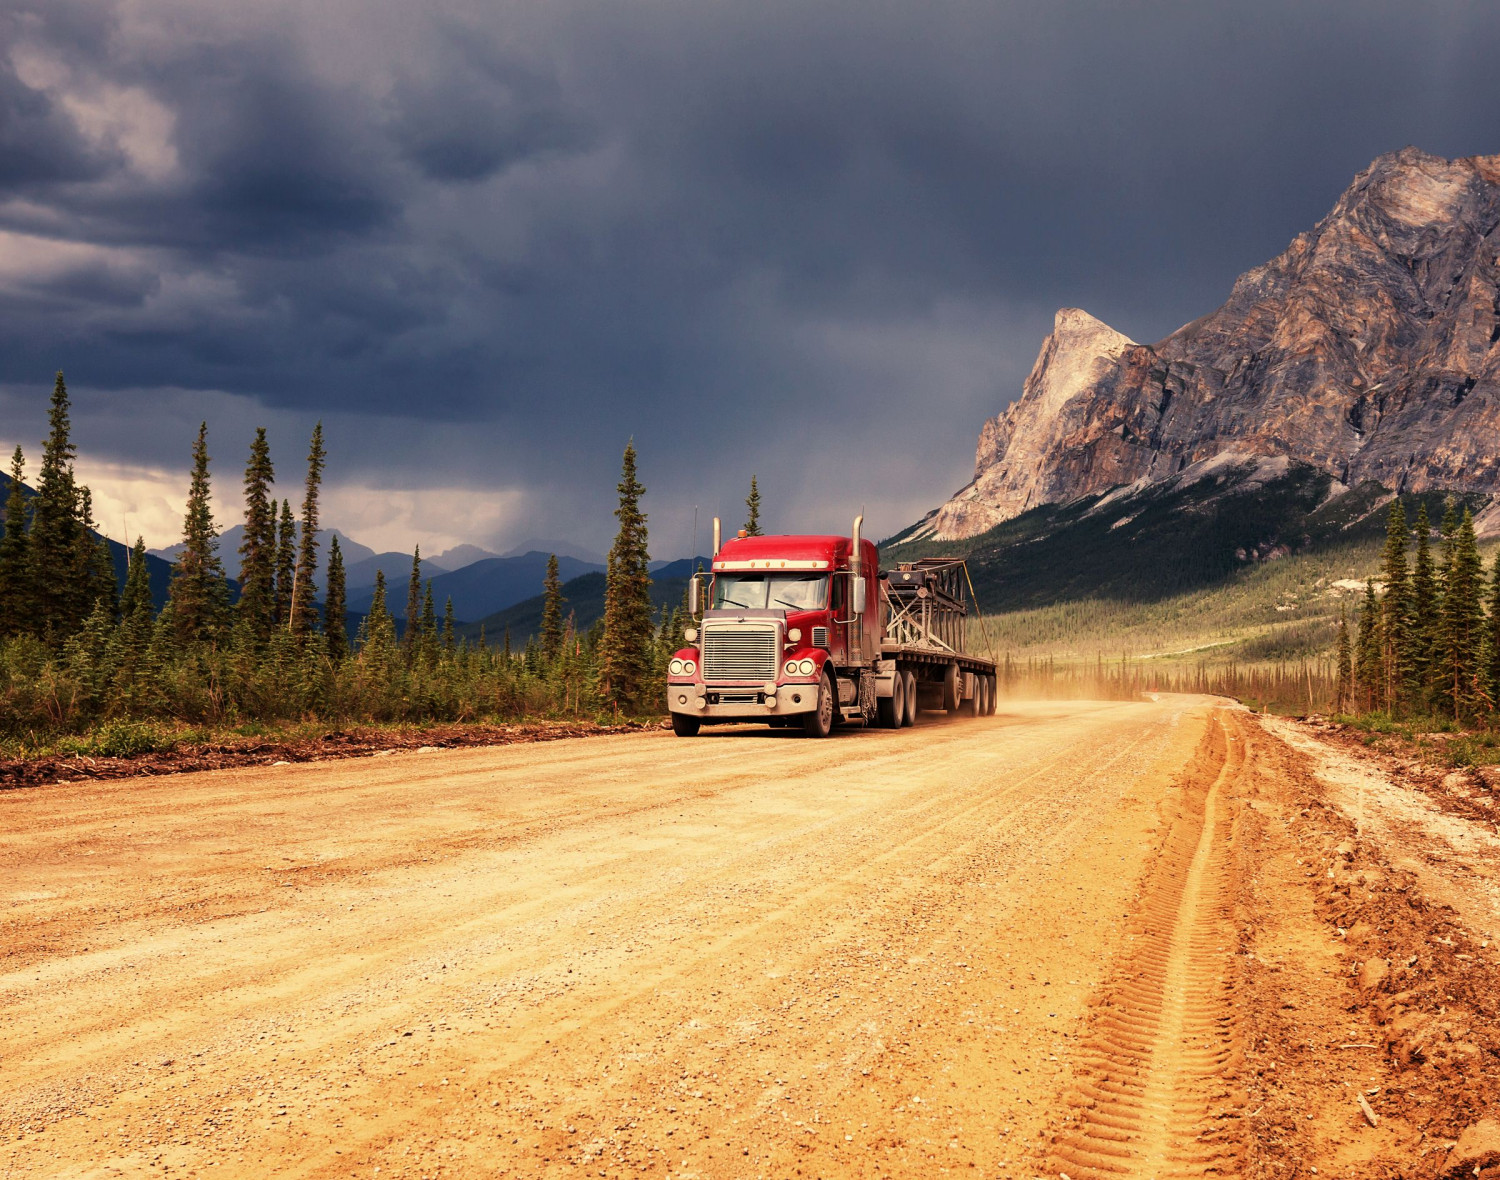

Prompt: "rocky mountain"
[928,147,1500,541]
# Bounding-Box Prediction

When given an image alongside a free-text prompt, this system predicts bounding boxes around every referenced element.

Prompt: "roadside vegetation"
[0,375,694,760]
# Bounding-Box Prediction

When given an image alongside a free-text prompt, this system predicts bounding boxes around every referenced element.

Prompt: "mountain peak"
[927,147,1500,541]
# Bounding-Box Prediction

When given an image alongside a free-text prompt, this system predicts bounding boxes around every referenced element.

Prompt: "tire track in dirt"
[1050,711,1246,1179]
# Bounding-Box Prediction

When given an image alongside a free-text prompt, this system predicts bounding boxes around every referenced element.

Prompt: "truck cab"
[666,517,880,737]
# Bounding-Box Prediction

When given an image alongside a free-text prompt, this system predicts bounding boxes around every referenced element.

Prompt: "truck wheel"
[901,670,917,726]
[803,670,835,738]
[963,675,981,717]
[877,672,904,729]
[671,713,701,737]
[976,676,990,717]
[986,675,998,715]
[944,663,961,713]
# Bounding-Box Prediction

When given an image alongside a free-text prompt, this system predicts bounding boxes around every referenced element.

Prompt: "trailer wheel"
[671,713,701,737]
[977,676,990,717]
[986,675,998,715]
[962,674,981,717]
[944,663,961,713]
[877,671,905,729]
[901,670,917,726]
[803,669,835,738]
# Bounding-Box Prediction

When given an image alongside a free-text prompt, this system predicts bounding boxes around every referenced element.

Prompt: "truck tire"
[986,675,998,715]
[963,675,981,717]
[977,676,990,717]
[877,671,905,729]
[671,713,701,737]
[944,662,961,713]
[803,669,835,738]
[901,670,917,726]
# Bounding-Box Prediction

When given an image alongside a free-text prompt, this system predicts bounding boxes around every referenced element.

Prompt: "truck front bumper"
[666,682,818,720]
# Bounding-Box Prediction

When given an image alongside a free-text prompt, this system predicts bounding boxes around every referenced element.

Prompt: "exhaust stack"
[851,514,863,571]
[712,516,722,556]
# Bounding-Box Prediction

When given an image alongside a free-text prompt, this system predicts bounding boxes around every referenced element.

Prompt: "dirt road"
[4,699,1497,1179]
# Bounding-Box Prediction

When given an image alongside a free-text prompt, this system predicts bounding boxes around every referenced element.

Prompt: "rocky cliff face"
[932,148,1500,540]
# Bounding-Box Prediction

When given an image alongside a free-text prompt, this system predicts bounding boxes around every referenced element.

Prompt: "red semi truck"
[666,515,998,737]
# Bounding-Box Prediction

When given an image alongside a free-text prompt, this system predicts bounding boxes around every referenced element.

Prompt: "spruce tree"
[1379,497,1411,712]
[1335,603,1353,714]
[165,422,231,644]
[292,423,325,636]
[443,596,455,653]
[324,535,348,662]
[238,428,277,641]
[1356,579,1382,712]
[120,537,152,619]
[77,487,117,621]
[1439,509,1484,719]
[404,547,422,655]
[275,499,296,626]
[540,554,564,664]
[1486,549,1500,716]
[600,442,654,709]
[744,476,762,536]
[28,372,90,643]
[0,446,32,637]
[1409,501,1438,702]
[420,579,437,665]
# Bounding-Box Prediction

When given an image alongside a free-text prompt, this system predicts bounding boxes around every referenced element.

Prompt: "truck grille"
[702,624,778,682]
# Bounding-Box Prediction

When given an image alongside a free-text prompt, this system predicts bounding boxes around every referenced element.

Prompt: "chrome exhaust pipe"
[851,514,863,570]
[712,516,722,557]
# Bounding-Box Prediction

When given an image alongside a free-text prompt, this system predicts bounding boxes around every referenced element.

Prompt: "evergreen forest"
[0,377,686,754]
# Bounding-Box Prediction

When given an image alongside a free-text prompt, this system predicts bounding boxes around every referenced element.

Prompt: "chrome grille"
[811,626,830,649]
[702,624,778,682]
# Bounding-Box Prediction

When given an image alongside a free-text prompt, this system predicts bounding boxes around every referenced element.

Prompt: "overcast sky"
[2,0,1498,556]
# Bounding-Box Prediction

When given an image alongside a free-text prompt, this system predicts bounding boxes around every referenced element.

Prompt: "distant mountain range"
[457,557,710,644]
[925,148,1500,544]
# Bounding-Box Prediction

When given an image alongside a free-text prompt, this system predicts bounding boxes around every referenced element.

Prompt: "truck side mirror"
[688,576,701,616]
[852,577,866,615]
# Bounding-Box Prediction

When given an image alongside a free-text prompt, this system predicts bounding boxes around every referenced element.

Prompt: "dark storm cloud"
[1,0,1499,551]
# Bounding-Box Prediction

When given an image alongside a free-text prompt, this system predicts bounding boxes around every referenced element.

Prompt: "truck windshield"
[712,574,827,611]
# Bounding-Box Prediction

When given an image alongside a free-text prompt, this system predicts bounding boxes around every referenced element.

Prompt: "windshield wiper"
[720,596,753,609]
[772,596,806,610]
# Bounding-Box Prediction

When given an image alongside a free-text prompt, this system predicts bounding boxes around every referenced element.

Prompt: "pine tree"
[1356,579,1382,712]
[28,372,90,643]
[1335,603,1353,714]
[359,568,398,666]
[275,499,296,626]
[77,487,117,621]
[0,446,32,637]
[404,546,422,655]
[744,476,762,536]
[324,535,348,662]
[600,442,654,710]
[120,537,153,620]
[1485,549,1500,716]
[238,428,277,641]
[420,579,437,665]
[1379,497,1411,712]
[1439,509,1485,719]
[443,597,455,653]
[540,553,564,664]
[1409,501,1438,702]
[293,424,325,636]
[166,422,231,644]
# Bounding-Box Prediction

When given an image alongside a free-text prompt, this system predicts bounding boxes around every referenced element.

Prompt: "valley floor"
[2,699,1496,1178]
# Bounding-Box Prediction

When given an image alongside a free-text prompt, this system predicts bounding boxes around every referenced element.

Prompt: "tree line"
[1335,496,1500,721]
[0,376,692,744]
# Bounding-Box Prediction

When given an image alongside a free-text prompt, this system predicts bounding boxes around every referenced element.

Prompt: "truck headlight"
[669,658,684,676]
[798,658,814,675]
[784,660,800,678]
[683,659,696,675]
